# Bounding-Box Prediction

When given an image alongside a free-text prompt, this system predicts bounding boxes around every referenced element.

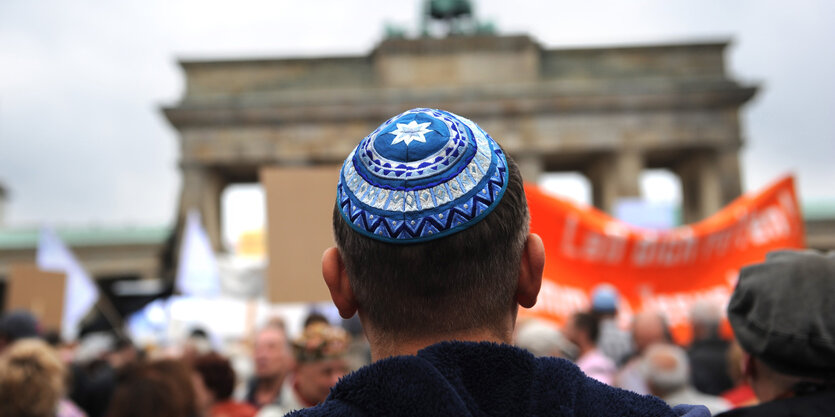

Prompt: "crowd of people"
[2,276,832,417]
[1,108,833,417]
[0,308,364,417]
[517,288,764,415]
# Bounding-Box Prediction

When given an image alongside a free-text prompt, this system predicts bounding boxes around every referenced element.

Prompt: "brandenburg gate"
[164,34,756,250]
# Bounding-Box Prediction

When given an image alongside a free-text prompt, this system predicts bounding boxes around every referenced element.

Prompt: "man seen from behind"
[716,250,835,416]
[290,108,708,417]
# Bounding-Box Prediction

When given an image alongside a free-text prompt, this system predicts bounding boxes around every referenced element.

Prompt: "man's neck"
[577,342,594,358]
[368,327,512,362]
[254,374,285,405]
[291,380,318,408]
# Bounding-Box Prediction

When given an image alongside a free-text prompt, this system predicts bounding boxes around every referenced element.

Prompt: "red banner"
[522,175,805,344]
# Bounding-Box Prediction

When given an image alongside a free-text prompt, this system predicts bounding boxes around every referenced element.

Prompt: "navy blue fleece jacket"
[287,341,708,417]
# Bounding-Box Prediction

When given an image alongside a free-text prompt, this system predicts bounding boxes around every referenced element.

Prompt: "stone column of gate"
[716,148,743,207]
[179,165,226,252]
[515,153,544,185]
[586,149,643,215]
[677,150,724,224]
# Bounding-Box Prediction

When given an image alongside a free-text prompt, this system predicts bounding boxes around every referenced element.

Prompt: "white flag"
[37,228,100,341]
[176,209,221,297]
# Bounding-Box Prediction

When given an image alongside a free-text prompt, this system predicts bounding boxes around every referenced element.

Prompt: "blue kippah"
[337,108,509,243]
[591,284,620,313]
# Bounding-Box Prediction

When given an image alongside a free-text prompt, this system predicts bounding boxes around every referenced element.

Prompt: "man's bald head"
[632,312,671,354]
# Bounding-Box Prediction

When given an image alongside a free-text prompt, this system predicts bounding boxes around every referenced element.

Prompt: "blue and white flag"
[37,228,100,341]
[176,209,221,297]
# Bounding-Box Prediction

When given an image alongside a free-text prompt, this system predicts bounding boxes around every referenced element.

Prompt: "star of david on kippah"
[389,120,431,146]
[336,108,509,243]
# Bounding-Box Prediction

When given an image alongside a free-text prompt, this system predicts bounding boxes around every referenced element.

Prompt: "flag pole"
[96,293,128,340]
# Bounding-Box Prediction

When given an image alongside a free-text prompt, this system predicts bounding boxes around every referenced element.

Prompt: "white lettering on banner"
[778,190,797,217]
[631,235,697,267]
[561,216,627,264]
[603,222,629,264]
[529,280,735,329]
[561,215,580,258]
[701,202,792,260]
[702,229,733,259]
[560,197,795,268]
[530,280,589,319]
[640,285,733,327]
[748,206,791,245]
[734,211,752,250]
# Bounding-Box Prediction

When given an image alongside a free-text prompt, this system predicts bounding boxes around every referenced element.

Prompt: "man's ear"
[516,233,545,308]
[322,247,358,319]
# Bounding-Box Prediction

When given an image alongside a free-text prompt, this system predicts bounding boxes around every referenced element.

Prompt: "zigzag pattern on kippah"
[339,148,507,242]
[336,108,510,244]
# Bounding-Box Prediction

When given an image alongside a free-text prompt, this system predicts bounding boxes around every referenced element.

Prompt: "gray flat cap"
[727,250,835,379]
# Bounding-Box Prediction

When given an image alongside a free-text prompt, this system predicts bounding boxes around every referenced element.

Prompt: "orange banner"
[522,175,805,344]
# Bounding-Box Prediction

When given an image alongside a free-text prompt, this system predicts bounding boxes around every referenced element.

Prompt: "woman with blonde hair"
[0,338,86,417]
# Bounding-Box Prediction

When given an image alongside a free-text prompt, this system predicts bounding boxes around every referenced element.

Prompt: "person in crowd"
[72,333,140,417]
[617,310,674,394]
[155,359,202,416]
[302,311,330,329]
[43,329,63,346]
[183,328,214,364]
[287,108,707,416]
[0,309,40,352]
[590,284,633,365]
[564,312,616,384]
[0,338,87,417]
[258,322,351,416]
[719,341,758,408]
[111,336,141,368]
[643,343,731,415]
[107,359,198,417]
[193,352,258,417]
[515,318,577,359]
[715,250,835,416]
[245,322,295,409]
[688,300,734,395]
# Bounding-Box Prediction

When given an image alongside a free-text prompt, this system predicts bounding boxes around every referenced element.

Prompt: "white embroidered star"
[389,120,432,146]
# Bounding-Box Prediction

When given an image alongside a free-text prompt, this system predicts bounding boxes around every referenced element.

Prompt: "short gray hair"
[690,299,722,327]
[642,343,689,396]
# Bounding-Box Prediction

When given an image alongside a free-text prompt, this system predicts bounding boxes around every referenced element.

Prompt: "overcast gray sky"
[1,0,833,232]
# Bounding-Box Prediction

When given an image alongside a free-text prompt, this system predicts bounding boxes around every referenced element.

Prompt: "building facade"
[165,34,757,251]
